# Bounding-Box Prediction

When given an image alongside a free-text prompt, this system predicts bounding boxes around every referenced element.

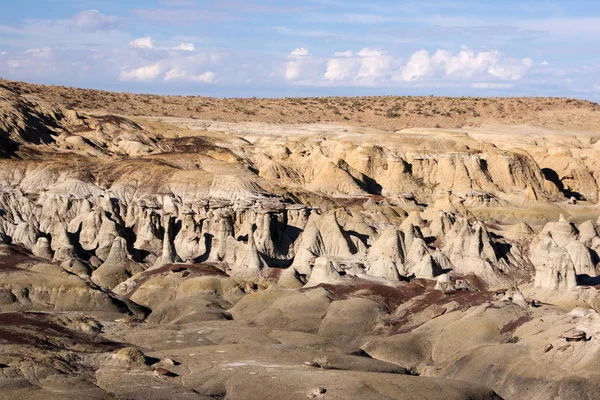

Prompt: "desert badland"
[2,78,600,399]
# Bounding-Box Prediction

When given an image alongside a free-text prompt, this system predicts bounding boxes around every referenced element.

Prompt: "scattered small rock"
[111,347,148,368]
[308,387,327,398]
[557,344,571,352]
[163,358,179,366]
[544,344,553,353]
[170,265,187,273]
[431,306,447,319]
[560,328,587,341]
[181,271,190,278]
[154,367,172,378]
[304,356,329,369]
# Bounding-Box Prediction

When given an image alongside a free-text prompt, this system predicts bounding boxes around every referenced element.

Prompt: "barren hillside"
[2,79,600,400]
[3,78,600,131]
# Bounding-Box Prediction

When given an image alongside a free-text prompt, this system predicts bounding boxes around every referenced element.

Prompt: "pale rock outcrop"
[48,216,73,251]
[53,245,78,262]
[532,234,577,290]
[509,222,535,236]
[61,258,92,277]
[501,287,528,308]
[174,212,203,261]
[32,237,53,259]
[92,237,143,289]
[153,214,182,268]
[206,211,235,261]
[403,238,441,278]
[541,214,578,248]
[428,210,456,238]
[578,220,600,248]
[435,273,455,293]
[400,211,425,232]
[400,223,423,255]
[252,210,295,263]
[12,222,40,249]
[564,241,596,277]
[228,227,266,280]
[93,216,122,261]
[365,228,404,280]
[290,212,356,276]
[73,207,104,251]
[442,219,505,283]
[305,257,343,287]
[134,210,164,252]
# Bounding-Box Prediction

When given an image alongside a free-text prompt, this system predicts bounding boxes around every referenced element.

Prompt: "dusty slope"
[3,78,600,131]
[1,79,600,399]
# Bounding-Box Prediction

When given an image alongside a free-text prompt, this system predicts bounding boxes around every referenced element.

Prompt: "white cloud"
[325,57,355,81]
[285,61,301,80]
[356,48,390,80]
[129,37,156,50]
[488,57,532,80]
[164,67,216,83]
[334,50,353,57]
[129,38,196,52]
[285,48,312,81]
[72,10,119,32]
[191,71,216,83]
[172,42,195,51]
[119,63,162,81]
[0,51,6,56]
[164,67,186,81]
[7,60,22,69]
[290,47,309,59]
[471,83,515,89]
[324,50,357,82]
[401,50,432,81]
[396,47,534,82]
[24,47,53,58]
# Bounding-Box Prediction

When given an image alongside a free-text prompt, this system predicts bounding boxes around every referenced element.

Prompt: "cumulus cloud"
[324,48,390,83]
[356,48,390,80]
[164,67,187,81]
[324,50,356,82]
[172,42,195,51]
[324,57,355,81]
[164,67,216,83]
[128,38,197,52]
[285,48,311,81]
[471,83,515,89]
[191,71,216,83]
[119,63,162,81]
[289,47,309,59]
[397,47,534,82]
[129,37,156,49]
[401,50,432,81]
[72,10,119,32]
[334,50,353,57]
[321,45,538,88]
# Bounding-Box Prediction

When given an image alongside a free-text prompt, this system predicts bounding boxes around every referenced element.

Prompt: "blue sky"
[0,0,599,99]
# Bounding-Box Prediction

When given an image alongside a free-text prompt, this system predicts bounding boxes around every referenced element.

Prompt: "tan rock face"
[5,80,600,400]
[1,83,600,290]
